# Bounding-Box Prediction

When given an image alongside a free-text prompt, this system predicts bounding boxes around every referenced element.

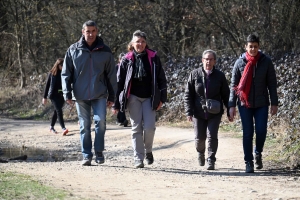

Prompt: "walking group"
[42,20,278,173]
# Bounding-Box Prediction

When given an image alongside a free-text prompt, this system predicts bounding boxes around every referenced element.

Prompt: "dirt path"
[0,118,299,200]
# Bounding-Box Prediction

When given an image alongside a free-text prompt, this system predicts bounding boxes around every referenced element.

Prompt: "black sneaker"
[198,153,205,166]
[255,153,263,169]
[206,159,215,170]
[82,157,92,166]
[245,161,254,173]
[145,152,154,165]
[135,160,144,168]
[95,152,105,164]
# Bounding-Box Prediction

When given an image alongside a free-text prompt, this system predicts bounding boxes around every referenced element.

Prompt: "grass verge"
[0,171,68,200]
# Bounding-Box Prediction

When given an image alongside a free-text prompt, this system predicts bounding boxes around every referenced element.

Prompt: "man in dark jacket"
[184,49,230,170]
[61,20,117,166]
[228,34,278,173]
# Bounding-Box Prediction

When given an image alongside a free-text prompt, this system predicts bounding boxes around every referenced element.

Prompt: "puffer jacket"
[43,70,62,99]
[113,49,167,112]
[61,36,117,102]
[184,67,230,119]
[228,52,278,108]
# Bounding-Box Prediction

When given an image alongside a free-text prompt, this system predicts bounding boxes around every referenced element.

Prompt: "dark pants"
[193,114,222,162]
[50,94,66,129]
[238,105,268,163]
[117,111,127,123]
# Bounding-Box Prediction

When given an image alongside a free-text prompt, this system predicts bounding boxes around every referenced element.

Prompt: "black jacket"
[113,49,167,112]
[184,67,230,119]
[228,52,278,108]
[43,71,63,99]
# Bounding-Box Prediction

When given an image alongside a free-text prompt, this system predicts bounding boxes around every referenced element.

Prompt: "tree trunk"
[16,27,26,88]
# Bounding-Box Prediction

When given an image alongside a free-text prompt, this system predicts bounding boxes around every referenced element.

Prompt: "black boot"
[198,153,205,166]
[245,161,254,173]
[255,153,263,169]
[207,158,215,170]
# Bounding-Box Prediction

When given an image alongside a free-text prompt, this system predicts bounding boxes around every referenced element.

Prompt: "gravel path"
[0,118,299,200]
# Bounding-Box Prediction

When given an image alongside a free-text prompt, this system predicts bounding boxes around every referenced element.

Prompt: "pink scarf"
[234,52,260,107]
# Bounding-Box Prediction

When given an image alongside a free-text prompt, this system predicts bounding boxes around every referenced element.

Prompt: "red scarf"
[234,52,260,107]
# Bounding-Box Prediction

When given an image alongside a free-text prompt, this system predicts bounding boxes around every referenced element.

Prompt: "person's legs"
[50,109,57,127]
[238,105,255,172]
[91,98,107,164]
[117,111,127,124]
[76,100,92,160]
[254,106,268,169]
[193,117,207,166]
[127,95,144,164]
[142,98,156,164]
[49,100,58,133]
[207,114,222,162]
[92,98,107,153]
[51,95,66,129]
[254,106,269,153]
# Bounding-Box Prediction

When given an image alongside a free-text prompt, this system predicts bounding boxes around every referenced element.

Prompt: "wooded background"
[1,0,300,88]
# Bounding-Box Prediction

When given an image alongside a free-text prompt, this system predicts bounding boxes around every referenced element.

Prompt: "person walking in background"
[228,34,278,173]
[61,20,117,166]
[184,50,230,170]
[42,58,68,136]
[112,30,167,168]
[115,52,128,127]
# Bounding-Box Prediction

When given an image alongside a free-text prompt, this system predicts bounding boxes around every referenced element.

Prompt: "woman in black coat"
[42,58,68,135]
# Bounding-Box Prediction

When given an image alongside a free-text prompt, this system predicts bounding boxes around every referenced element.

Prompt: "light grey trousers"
[127,95,156,161]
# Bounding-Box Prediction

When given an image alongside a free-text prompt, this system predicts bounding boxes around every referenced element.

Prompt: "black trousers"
[193,114,222,162]
[117,111,127,123]
[50,94,66,129]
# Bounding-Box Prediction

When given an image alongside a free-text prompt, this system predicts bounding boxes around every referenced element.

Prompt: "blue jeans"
[75,98,107,159]
[238,105,268,163]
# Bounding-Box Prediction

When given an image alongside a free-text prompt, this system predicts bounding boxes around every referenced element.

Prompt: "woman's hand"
[42,98,47,105]
[156,101,163,111]
[111,108,119,115]
[229,107,236,122]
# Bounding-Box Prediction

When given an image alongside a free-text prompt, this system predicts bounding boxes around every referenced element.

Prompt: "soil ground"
[0,118,299,200]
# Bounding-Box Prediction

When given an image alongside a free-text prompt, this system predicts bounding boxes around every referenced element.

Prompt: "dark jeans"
[50,94,66,129]
[238,105,268,163]
[117,111,127,123]
[193,114,222,162]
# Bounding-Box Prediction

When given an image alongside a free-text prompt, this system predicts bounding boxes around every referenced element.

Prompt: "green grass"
[0,171,68,200]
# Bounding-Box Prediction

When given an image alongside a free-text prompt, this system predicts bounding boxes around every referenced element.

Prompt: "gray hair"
[131,30,147,41]
[202,49,217,60]
[82,20,98,30]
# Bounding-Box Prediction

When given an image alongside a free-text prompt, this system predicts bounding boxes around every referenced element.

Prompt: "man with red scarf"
[228,34,278,173]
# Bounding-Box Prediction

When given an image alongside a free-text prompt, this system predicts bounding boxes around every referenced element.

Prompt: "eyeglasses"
[202,58,215,61]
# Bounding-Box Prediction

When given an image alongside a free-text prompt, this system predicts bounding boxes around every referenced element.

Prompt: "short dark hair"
[82,20,98,30]
[246,34,259,45]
